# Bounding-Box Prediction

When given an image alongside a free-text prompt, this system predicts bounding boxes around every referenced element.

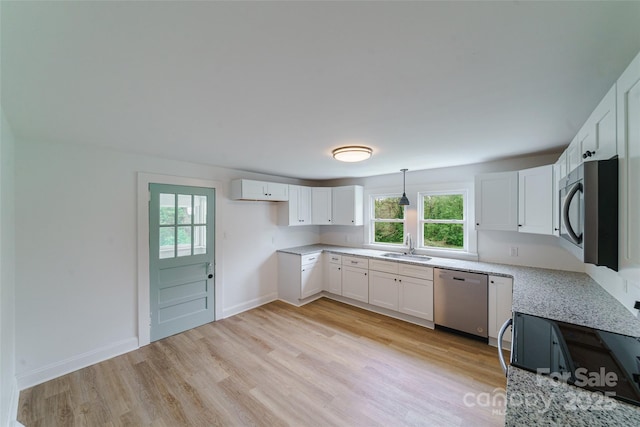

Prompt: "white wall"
[1,109,18,425]
[320,152,585,271]
[14,139,319,389]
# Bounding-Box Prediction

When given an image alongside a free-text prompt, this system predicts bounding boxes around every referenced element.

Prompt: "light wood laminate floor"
[18,298,507,426]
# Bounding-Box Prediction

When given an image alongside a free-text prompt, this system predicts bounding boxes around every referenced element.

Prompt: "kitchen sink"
[381,253,432,261]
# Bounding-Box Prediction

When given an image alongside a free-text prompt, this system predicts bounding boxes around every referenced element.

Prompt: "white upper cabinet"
[552,160,562,236]
[617,50,640,272]
[332,185,364,226]
[518,165,553,235]
[283,185,312,226]
[231,179,289,201]
[561,84,617,176]
[474,171,518,231]
[580,84,617,162]
[556,151,567,181]
[566,135,582,173]
[311,187,333,225]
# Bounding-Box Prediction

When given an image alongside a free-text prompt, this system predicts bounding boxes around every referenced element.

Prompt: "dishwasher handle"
[437,272,482,285]
[497,317,512,376]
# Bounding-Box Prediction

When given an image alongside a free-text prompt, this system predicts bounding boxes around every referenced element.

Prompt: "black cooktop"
[512,312,640,407]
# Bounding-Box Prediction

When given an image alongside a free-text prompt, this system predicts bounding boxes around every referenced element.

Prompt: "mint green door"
[149,184,215,342]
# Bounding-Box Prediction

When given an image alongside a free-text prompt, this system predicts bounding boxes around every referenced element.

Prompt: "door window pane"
[159,194,175,225]
[159,227,175,259]
[178,194,192,225]
[194,225,207,255]
[194,195,207,224]
[177,226,192,257]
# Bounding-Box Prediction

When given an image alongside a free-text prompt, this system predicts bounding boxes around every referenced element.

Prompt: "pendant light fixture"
[399,168,410,206]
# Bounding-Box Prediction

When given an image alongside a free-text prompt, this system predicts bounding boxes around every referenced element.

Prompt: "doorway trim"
[137,173,223,347]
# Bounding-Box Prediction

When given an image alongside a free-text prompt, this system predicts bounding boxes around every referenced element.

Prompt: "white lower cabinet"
[341,256,369,303]
[326,253,342,294]
[369,271,399,310]
[398,276,434,321]
[301,255,323,299]
[277,252,323,305]
[369,262,434,321]
[488,275,513,343]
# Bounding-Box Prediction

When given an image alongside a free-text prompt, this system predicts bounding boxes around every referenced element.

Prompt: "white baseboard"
[222,293,278,318]
[16,337,138,391]
[4,377,23,427]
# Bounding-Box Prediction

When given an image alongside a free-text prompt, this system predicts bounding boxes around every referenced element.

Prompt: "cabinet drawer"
[342,256,369,269]
[398,263,433,280]
[301,253,322,266]
[327,254,342,264]
[369,259,399,274]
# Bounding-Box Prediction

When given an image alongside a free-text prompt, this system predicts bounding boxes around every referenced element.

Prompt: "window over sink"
[419,190,468,252]
[370,194,406,245]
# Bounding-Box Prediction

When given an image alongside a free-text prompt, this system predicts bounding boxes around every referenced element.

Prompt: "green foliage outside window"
[373,197,404,244]
[423,223,464,248]
[375,222,404,244]
[423,194,464,249]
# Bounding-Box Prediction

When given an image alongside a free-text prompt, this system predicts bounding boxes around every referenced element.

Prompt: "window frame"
[418,189,468,252]
[369,193,406,247]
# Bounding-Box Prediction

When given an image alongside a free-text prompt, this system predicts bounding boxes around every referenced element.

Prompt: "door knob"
[206,262,213,279]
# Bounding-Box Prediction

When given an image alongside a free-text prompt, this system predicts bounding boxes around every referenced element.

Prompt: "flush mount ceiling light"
[332,146,373,162]
[399,168,410,206]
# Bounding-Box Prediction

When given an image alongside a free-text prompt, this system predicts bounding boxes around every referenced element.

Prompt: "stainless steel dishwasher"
[434,268,488,340]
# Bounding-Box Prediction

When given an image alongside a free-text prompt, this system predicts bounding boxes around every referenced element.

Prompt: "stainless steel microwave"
[558,157,618,271]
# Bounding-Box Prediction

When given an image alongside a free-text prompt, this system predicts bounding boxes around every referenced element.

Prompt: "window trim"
[369,193,406,247]
[418,189,469,252]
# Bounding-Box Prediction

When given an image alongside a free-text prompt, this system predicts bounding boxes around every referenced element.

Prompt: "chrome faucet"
[405,233,415,255]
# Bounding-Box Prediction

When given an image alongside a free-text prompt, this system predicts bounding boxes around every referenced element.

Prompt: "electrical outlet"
[509,246,519,257]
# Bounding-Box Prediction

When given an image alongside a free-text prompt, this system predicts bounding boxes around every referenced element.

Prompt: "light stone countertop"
[277,244,640,425]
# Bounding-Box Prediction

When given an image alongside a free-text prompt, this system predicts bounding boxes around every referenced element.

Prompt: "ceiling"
[2,1,640,180]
